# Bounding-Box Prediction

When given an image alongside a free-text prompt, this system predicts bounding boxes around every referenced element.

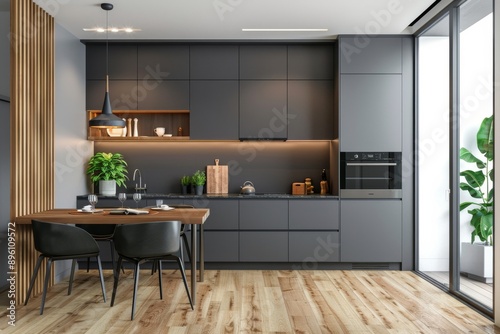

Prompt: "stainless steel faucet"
[133,168,146,193]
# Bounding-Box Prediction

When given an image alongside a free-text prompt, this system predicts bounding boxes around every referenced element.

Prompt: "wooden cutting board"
[206,159,228,194]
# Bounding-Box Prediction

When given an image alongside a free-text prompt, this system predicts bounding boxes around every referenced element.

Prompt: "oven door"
[340,160,402,198]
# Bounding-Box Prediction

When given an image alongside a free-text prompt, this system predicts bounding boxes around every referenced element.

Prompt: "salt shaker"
[127,118,132,137]
[133,118,139,137]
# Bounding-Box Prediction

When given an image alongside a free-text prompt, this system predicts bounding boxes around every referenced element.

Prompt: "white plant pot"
[460,242,493,283]
[99,180,116,196]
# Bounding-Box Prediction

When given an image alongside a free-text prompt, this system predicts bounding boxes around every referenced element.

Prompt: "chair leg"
[111,256,123,307]
[96,255,107,302]
[24,255,44,306]
[131,262,141,320]
[68,259,77,295]
[157,260,163,300]
[40,258,53,315]
[86,257,90,272]
[110,240,125,274]
[175,257,194,310]
[181,233,192,264]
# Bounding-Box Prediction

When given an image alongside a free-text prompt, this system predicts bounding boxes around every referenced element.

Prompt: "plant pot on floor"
[99,180,117,196]
[460,242,493,283]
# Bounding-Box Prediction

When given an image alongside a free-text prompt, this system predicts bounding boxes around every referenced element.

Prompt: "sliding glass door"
[416,0,493,314]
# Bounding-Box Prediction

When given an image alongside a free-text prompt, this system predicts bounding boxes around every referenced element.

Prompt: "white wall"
[0,10,9,98]
[53,23,91,282]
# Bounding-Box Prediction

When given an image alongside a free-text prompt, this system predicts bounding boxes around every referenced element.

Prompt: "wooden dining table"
[14,207,210,305]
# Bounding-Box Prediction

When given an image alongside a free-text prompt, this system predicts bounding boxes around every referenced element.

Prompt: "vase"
[182,185,188,195]
[460,242,493,283]
[99,180,116,196]
[195,185,203,196]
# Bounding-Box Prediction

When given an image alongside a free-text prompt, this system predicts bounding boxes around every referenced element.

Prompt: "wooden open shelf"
[87,110,190,141]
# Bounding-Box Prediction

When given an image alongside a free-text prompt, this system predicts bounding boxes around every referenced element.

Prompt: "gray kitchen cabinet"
[239,80,287,140]
[138,45,189,80]
[86,43,138,80]
[239,200,288,230]
[204,231,239,262]
[339,74,402,152]
[288,80,334,140]
[86,80,139,110]
[239,45,287,79]
[338,37,402,74]
[137,80,189,110]
[340,199,402,263]
[289,200,339,230]
[240,231,288,262]
[288,44,334,79]
[190,80,239,140]
[190,45,239,79]
[289,231,339,262]
[191,199,239,230]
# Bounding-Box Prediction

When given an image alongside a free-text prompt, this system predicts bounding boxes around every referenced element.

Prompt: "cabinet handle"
[346,162,397,166]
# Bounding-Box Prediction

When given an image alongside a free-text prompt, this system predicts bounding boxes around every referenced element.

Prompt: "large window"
[416,0,493,315]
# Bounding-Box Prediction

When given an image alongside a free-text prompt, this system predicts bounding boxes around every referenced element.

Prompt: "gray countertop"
[77,193,339,200]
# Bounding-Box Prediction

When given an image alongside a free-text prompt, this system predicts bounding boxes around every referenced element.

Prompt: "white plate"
[150,207,174,211]
[77,209,104,213]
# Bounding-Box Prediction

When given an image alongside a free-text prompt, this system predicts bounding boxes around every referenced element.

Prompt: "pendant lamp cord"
[105,8,109,92]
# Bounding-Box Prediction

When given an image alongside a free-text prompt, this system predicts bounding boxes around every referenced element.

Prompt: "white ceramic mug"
[154,127,165,136]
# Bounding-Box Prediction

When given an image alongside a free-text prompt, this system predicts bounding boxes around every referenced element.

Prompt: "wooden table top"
[13,208,210,225]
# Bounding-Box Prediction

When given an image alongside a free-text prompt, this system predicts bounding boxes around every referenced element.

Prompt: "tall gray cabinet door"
[340,74,402,152]
[340,199,402,262]
[288,80,334,140]
[190,45,239,79]
[138,45,189,79]
[288,44,334,80]
[86,80,138,110]
[240,45,287,79]
[86,44,138,80]
[190,81,239,140]
[239,80,287,140]
[339,37,402,74]
[137,80,189,110]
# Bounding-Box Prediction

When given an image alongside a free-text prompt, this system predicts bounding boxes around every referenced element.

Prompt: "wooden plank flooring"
[0,270,498,333]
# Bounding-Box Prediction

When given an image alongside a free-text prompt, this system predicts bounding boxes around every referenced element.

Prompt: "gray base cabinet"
[240,232,289,262]
[239,200,288,230]
[289,231,339,262]
[340,199,402,262]
[205,231,239,262]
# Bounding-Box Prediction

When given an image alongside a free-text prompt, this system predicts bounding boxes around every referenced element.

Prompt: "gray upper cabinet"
[86,80,138,110]
[86,44,138,80]
[190,80,238,140]
[288,80,334,140]
[339,74,402,152]
[190,45,239,79]
[288,44,334,79]
[339,37,402,74]
[239,80,287,140]
[240,45,287,79]
[138,45,189,79]
[136,80,189,110]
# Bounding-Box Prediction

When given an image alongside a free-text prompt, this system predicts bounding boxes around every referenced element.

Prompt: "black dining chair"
[24,220,107,315]
[76,224,124,275]
[110,221,193,320]
[167,204,194,263]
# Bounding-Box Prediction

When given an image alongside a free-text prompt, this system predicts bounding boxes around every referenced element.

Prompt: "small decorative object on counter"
[177,126,183,136]
[305,177,314,194]
[292,182,306,195]
[191,170,206,196]
[240,181,256,195]
[180,175,191,195]
[320,169,329,195]
[122,119,127,137]
[206,159,228,194]
[133,118,139,137]
[127,118,132,137]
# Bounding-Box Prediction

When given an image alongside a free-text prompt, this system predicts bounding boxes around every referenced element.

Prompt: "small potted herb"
[86,152,128,196]
[180,175,191,195]
[191,170,206,196]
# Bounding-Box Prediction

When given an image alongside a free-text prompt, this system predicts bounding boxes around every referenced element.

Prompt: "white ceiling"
[24,0,439,40]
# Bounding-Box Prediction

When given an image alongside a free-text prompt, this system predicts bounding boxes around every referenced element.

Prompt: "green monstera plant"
[459,115,493,245]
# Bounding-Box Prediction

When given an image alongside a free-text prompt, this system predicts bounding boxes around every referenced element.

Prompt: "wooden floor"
[0,270,498,333]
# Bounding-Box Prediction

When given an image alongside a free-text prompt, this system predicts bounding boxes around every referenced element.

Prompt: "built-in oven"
[340,152,402,198]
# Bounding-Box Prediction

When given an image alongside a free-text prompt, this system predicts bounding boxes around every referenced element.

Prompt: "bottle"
[133,118,139,137]
[305,177,314,195]
[320,169,329,195]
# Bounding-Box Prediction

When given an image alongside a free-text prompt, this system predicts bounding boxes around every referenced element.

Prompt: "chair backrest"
[76,224,116,238]
[113,221,181,258]
[31,220,100,257]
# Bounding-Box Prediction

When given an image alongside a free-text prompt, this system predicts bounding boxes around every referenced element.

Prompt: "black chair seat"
[24,220,107,315]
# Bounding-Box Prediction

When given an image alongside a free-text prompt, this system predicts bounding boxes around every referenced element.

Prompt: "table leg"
[200,225,204,282]
[190,223,197,305]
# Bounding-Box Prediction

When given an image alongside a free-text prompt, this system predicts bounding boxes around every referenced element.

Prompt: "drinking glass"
[88,194,98,212]
[118,193,127,208]
[133,193,142,208]
[156,199,163,208]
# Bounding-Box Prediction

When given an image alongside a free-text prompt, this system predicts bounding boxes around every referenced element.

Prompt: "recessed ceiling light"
[242,28,328,32]
[83,27,141,33]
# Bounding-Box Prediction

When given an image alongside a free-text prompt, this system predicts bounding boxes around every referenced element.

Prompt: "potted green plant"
[459,115,493,282]
[191,170,206,196]
[86,152,128,196]
[180,175,191,195]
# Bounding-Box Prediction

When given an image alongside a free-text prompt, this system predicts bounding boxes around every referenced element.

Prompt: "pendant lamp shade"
[89,3,126,129]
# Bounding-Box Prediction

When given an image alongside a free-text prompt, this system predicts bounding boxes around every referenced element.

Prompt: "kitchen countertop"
[77,193,339,200]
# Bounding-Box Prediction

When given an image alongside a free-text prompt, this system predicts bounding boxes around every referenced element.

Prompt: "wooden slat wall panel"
[10,0,54,305]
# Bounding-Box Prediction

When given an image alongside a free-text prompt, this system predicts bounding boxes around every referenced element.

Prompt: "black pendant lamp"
[89,3,126,129]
